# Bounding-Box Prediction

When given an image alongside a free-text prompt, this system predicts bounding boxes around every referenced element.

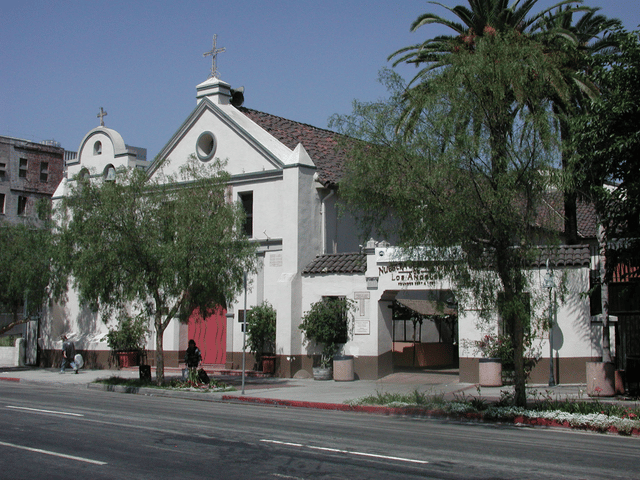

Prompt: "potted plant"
[299,297,354,380]
[475,334,509,387]
[245,301,277,374]
[103,313,149,368]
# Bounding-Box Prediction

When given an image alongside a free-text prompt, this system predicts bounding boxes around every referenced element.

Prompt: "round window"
[196,131,216,161]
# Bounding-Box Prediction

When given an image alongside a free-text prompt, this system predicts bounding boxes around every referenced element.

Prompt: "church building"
[43,61,608,385]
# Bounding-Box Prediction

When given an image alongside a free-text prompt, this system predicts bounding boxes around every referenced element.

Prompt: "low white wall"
[0,338,25,367]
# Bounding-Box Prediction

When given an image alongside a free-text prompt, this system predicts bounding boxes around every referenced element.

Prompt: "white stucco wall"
[456,265,593,361]
[300,273,375,358]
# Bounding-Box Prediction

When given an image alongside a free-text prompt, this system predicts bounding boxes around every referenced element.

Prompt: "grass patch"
[95,375,234,392]
[528,389,640,419]
[349,389,640,422]
[349,389,448,409]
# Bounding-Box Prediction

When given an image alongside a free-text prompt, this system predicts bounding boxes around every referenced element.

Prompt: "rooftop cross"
[97,107,107,127]
[203,34,226,79]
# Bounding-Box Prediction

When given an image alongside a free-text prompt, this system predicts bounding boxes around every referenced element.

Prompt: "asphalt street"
[1,381,639,480]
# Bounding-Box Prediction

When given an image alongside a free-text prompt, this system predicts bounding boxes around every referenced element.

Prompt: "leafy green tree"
[333,30,566,406]
[571,29,640,362]
[56,157,257,384]
[574,30,640,272]
[0,221,53,335]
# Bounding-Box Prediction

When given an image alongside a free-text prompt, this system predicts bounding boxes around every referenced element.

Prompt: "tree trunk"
[512,305,527,407]
[154,315,165,385]
[561,119,579,245]
[597,223,612,363]
[496,248,528,408]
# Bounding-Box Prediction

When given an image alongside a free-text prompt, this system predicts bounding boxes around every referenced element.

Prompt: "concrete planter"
[333,355,354,382]
[586,361,615,397]
[262,356,276,374]
[117,351,138,368]
[479,358,502,387]
[312,366,332,381]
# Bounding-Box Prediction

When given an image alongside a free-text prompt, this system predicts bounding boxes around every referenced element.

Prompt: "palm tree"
[541,6,621,244]
[388,0,581,132]
[390,0,579,79]
[387,1,583,407]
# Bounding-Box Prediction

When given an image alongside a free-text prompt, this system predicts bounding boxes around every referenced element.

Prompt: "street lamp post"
[544,261,555,387]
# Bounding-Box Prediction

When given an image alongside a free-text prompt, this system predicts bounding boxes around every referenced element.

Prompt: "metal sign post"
[241,272,247,394]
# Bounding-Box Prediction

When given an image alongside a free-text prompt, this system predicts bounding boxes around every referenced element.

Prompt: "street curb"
[220,395,640,437]
[86,382,232,400]
[0,377,20,383]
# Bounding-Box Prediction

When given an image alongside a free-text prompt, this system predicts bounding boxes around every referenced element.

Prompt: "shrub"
[299,297,354,367]
[103,313,148,352]
[245,301,277,366]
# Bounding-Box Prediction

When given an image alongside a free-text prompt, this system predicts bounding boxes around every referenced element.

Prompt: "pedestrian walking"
[60,335,78,374]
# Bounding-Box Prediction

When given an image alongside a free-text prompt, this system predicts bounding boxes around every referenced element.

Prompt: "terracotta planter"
[586,361,615,397]
[333,355,354,382]
[479,358,502,387]
[262,356,276,374]
[117,351,138,368]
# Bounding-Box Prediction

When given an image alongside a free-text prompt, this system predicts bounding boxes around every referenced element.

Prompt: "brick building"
[0,136,65,224]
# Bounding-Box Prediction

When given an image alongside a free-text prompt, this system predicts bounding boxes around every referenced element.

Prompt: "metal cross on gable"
[97,107,107,127]
[203,34,226,79]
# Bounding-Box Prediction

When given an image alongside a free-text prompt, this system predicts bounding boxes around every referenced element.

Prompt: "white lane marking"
[6,406,84,417]
[261,439,428,465]
[0,440,107,465]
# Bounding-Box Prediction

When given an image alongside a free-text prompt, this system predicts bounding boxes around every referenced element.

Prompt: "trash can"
[333,355,354,382]
[139,364,151,382]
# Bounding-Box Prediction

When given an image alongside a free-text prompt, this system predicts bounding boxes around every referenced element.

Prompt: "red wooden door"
[188,307,226,366]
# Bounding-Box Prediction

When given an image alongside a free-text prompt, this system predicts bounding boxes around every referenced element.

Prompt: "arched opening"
[385,289,458,370]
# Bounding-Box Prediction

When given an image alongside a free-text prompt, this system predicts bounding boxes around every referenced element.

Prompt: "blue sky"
[2,0,638,161]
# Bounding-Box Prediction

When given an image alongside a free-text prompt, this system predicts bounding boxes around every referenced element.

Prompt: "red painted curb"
[0,377,20,383]
[221,395,640,437]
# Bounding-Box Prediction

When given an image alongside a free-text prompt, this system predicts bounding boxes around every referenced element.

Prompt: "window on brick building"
[0,193,5,214]
[19,158,28,178]
[0,162,6,179]
[17,196,27,215]
[40,162,49,183]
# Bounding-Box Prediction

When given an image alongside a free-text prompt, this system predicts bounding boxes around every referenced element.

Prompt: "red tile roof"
[238,107,346,186]
[237,108,598,240]
[539,190,597,239]
[303,253,367,275]
[302,245,590,276]
[531,244,591,268]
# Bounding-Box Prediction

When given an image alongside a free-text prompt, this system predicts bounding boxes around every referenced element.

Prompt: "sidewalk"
[0,365,604,407]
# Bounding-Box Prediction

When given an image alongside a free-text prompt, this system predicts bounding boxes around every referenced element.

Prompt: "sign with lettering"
[354,320,370,335]
[378,264,436,287]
